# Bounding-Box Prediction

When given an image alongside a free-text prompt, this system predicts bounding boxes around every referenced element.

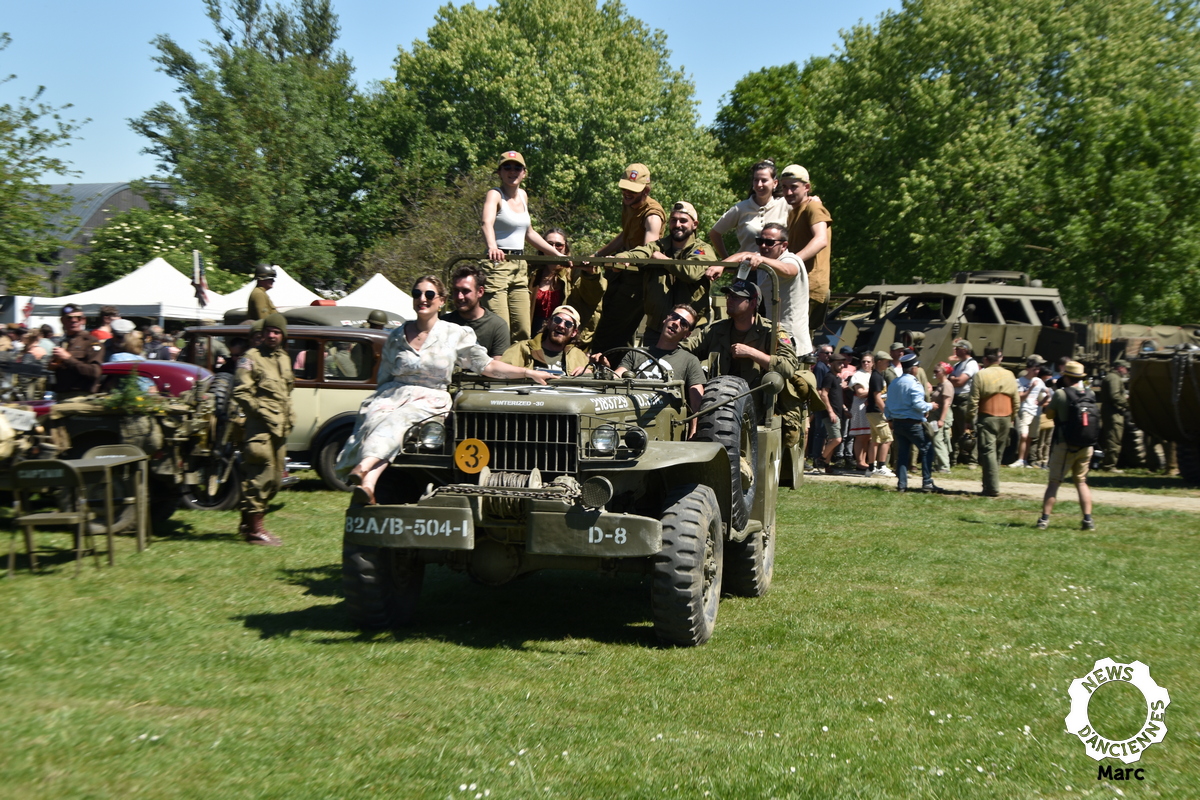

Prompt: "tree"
[714,0,1200,323]
[381,0,734,244]
[0,32,83,285]
[68,206,243,293]
[131,0,396,286]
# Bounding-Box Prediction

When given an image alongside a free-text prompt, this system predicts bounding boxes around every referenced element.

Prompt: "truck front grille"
[456,412,579,477]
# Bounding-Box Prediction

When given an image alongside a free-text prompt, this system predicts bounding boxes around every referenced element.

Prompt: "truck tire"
[179,460,241,510]
[694,375,757,531]
[343,543,425,629]
[1178,443,1200,485]
[316,425,353,492]
[209,372,236,434]
[651,484,723,647]
[723,515,777,598]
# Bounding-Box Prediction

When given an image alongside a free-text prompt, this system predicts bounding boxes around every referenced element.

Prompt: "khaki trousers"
[482,258,531,341]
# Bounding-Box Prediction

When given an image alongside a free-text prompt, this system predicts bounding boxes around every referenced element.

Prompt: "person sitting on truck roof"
[500,305,591,376]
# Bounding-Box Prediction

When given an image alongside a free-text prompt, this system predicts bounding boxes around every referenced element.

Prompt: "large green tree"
[380,0,733,245]
[131,0,395,286]
[714,0,1200,323]
[0,32,82,285]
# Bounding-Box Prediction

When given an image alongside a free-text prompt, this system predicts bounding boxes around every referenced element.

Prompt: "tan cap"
[780,164,810,182]
[550,305,581,327]
[619,163,651,192]
[497,150,526,170]
[671,200,698,223]
[873,350,891,361]
[1062,360,1087,379]
[953,338,973,351]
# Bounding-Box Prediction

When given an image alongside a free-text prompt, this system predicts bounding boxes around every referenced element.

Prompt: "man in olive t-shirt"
[780,164,833,328]
[441,263,511,357]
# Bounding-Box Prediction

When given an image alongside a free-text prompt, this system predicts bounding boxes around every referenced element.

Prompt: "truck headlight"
[419,421,446,451]
[590,424,618,455]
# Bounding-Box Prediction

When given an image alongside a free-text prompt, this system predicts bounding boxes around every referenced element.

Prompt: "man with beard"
[441,263,511,357]
[500,305,591,376]
[49,304,104,399]
[234,312,294,546]
[612,304,706,434]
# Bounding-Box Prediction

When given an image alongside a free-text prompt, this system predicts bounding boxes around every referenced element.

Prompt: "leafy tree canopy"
[714,0,1200,323]
[0,32,83,285]
[131,0,396,287]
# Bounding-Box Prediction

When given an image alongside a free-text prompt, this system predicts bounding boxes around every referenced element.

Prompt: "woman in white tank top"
[481,150,559,341]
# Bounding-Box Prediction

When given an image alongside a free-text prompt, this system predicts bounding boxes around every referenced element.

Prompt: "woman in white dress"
[340,275,547,504]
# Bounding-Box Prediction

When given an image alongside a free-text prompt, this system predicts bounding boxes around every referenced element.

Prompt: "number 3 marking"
[455,438,490,473]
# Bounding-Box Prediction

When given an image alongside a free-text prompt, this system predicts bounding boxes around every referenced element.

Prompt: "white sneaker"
[1006,459,1025,468]
[875,466,896,478]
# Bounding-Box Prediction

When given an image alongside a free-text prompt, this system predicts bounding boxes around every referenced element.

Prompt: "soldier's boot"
[244,513,282,547]
[238,511,251,536]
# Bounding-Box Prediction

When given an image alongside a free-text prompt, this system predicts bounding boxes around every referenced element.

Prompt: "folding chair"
[82,444,150,552]
[8,459,100,576]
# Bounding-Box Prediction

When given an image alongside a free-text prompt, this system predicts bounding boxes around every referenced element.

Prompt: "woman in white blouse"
[708,160,791,259]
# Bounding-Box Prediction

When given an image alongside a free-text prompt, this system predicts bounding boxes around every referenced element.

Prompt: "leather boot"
[238,511,251,536]
[244,512,282,546]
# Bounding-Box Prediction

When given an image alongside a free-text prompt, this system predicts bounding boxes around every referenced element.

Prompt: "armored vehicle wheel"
[694,375,758,531]
[343,543,425,629]
[1178,443,1200,485]
[651,484,723,647]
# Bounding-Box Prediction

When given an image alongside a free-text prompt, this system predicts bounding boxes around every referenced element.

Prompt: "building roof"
[45,183,132,240]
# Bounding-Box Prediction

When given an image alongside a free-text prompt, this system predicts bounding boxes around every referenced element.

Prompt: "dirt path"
[807,473,1200,513]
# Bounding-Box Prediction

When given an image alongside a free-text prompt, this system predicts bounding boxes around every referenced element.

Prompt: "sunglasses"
[548,240,567,250]
[412,289,439,302]
[755,236,783,246]
[665,312,693,329]
[550,316,577,329]
[500,163,525,171]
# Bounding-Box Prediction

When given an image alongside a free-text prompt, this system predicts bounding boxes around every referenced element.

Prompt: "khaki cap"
[873,350,891,361]
[953,338,973,352]
[619,163,651,192]
[671,200,698,223]
[550,305,581,327]
[497,150,526,170]
[780,164,810,182]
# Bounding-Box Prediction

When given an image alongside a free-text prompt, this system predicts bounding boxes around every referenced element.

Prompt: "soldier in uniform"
[1098,359,1129,471]
[248,264,279,320]
[49,304,104,399]
[366,310,390,330]
[234,312,294,545]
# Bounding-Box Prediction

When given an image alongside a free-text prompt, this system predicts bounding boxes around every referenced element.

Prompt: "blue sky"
[3,0,897,184]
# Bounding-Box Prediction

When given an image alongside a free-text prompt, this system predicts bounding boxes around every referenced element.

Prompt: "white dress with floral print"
[336,320,492,474]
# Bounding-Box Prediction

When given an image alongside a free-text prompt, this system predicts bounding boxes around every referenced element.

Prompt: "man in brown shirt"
[248,264,279,320]
[966,347,1020,497]
[50,304,104,399]
[780,164,833,329]
[590,163,666,354]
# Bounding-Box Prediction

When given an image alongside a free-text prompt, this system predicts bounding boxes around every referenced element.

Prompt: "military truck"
[1128,345,1200,484]
[342,256,798,646]
[821,271,1074,367]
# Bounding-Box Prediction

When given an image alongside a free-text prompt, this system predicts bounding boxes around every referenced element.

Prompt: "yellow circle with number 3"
[455,438,490,473]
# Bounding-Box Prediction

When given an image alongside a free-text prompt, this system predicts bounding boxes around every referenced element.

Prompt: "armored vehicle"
[342,256,798,647]
[821,271,1074,367]
[1128,345,1200,484]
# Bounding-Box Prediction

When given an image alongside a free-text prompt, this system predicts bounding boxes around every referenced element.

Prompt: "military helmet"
[255,263,278,280]
[367,309,389,326]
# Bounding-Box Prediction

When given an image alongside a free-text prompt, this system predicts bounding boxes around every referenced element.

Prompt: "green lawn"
[1,475,1196,798]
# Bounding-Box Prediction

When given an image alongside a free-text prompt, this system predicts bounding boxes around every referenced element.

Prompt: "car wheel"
[316,426,353,492]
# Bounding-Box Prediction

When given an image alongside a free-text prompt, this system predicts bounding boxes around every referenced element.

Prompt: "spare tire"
[208,372,237,445]
[694,375,757,531]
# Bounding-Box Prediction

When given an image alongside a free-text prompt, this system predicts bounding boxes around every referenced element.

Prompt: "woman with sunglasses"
[339,275,548,504]
[529,227,571,334]
[481,150,561,343]
[707,160,790,259]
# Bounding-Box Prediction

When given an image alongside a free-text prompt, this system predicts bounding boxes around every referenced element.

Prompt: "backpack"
[1062,385,1100,448]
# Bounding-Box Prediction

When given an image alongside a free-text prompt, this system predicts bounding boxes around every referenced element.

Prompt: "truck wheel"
[316,426,353,492]
[694,375,758,531]
[343,543,425,629]
[209,372,236,431]
[651,484,723,647]
[1178,443,1200,485]
[180,460,241,510]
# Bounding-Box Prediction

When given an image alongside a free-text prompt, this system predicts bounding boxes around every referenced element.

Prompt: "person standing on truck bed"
[49,304,104,400]
[589,163,666,355]
[248,264,279,320]
[235,312,294,546]
[441,263,512,358]
[708,159,790,259]
[780,164,833,330]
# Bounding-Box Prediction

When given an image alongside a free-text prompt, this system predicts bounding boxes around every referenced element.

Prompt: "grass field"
[1,474,1196,798]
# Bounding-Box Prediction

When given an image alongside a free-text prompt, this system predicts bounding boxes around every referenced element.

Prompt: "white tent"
[339,273,414,319]
[32,258,231,321]
[222,265,321,309]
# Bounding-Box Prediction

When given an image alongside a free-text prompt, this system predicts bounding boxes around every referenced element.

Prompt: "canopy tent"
[32,258,231,321]
[339,273,414,319]
[222,265,322,309]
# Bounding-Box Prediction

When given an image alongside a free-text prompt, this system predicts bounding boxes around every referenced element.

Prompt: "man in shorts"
[1037,361,1096,531]
[867,349,894,477]
[818,352,846,473]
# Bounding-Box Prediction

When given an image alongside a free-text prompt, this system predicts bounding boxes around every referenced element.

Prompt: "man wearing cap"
[441,263,511,358]
[500,305,590,376]
[779,165,833,329]
[49,304,104,399]
[689,280,802,445]
[602,200,716,350]
[234,312,294,546]
[1097,359,1129,471]
[965,347,1020,497]
[104,318,137,361]
[249,264,279,320]
[1009,355,1049,468]
[949,338,980,466]
[590,164,667,354]
[884,351,941,492]
[866,350,895,477]
[1038,361,1096,530]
